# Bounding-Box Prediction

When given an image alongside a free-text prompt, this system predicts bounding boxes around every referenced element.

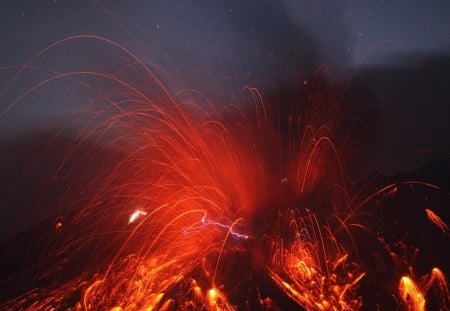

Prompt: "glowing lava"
[0,33,449,311]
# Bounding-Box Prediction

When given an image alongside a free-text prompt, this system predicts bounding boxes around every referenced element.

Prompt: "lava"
[0,31,449,311]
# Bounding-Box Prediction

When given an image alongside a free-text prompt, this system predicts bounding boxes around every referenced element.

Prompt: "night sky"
[2,1,450,65]
[348,0,450,65]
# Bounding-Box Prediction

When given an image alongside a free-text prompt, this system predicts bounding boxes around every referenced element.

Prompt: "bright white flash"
[128,210,147,224]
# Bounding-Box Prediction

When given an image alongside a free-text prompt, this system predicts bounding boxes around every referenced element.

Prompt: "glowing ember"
[425,208,449,234]
[128,209,148,224]
[399,268,450,311]
[399,276,426,311]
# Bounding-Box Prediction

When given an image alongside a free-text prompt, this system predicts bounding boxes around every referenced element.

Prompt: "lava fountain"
[0,32,449,311]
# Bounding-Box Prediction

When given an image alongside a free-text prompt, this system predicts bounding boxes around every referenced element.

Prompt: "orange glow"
[266,211,365,310]
[399,276,426,311]
[207,288,234,311]
[399,268,450,311]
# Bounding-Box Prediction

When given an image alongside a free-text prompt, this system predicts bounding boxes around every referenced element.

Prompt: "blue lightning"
[183,212,250,239]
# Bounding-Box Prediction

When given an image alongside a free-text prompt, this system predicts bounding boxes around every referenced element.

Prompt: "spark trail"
[0,33,449,311]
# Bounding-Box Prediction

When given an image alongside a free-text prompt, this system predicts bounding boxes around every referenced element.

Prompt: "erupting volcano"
[1,2,450,310]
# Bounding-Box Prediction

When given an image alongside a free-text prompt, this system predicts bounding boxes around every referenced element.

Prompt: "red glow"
[0,33,449,311]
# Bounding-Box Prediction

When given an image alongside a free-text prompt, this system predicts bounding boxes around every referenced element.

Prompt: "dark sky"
[1,0,450,174]
[347,0,450,65]
[1,1,448,70]
[1,1,449,61]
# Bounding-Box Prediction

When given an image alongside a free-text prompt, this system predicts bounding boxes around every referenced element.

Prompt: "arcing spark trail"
[0,34,449,310]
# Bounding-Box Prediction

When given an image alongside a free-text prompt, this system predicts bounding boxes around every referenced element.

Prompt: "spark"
[398,268,450,311]
[425,208,449,233]
[399,276,425,311]
[128,209,148,224]
[55,222,63,231]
